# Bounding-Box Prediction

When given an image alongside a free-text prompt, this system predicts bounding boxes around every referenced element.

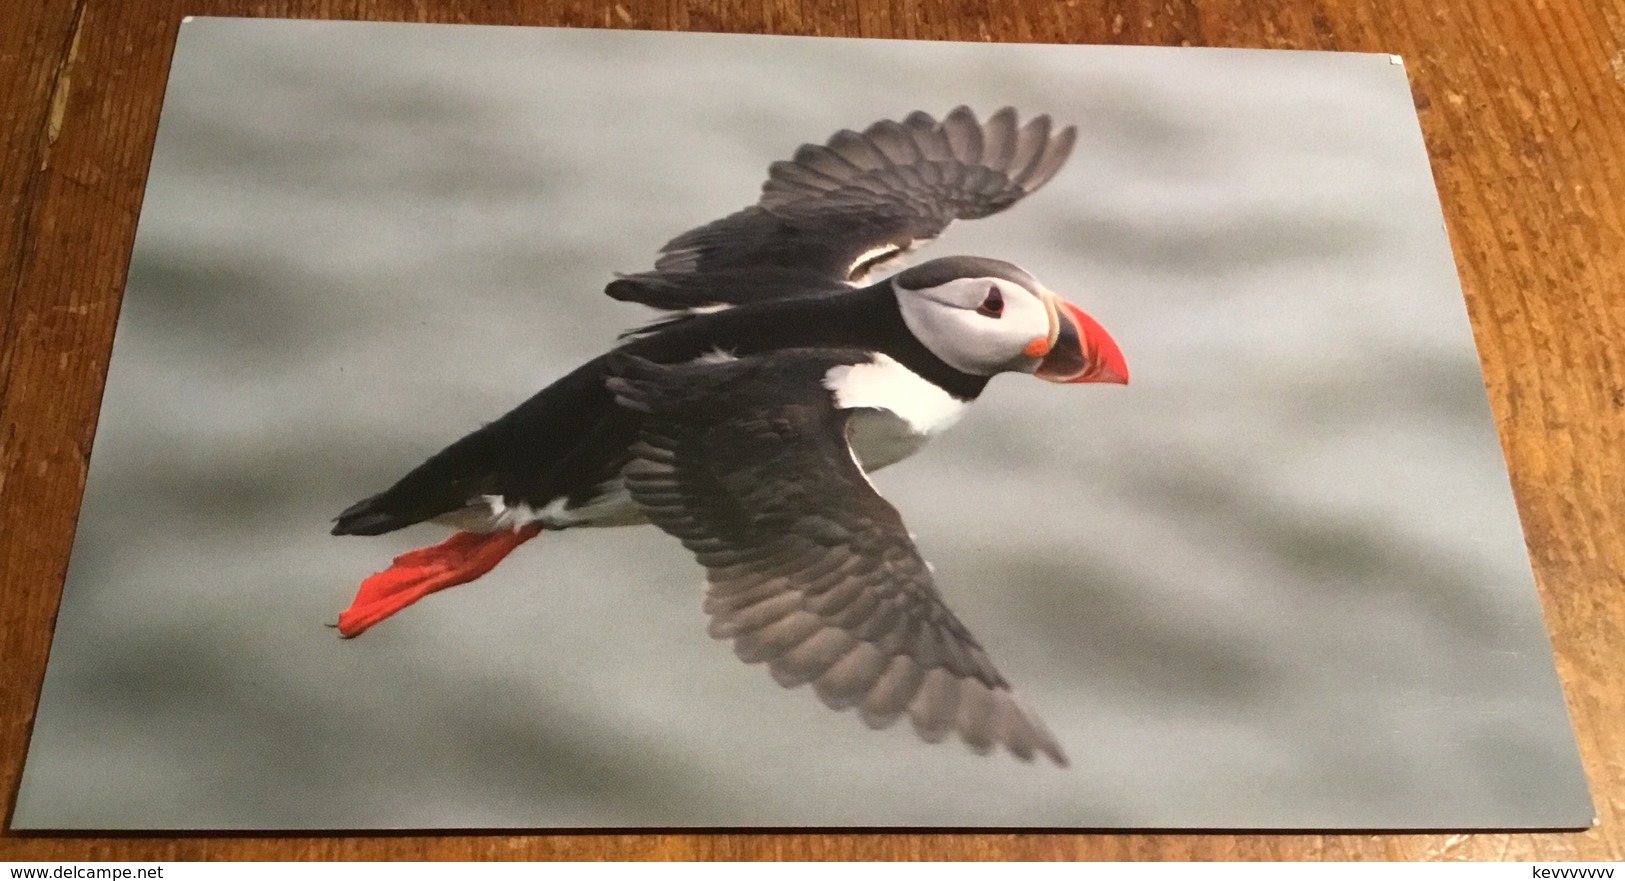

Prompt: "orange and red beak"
[1034,295,1128,385]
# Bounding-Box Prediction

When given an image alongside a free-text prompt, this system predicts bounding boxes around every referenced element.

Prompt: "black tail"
[329,443,501,537]
[332,350,639,540]
[330,493,421,536]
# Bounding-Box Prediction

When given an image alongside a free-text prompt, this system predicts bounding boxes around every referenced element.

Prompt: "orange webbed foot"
[337,524,543,638]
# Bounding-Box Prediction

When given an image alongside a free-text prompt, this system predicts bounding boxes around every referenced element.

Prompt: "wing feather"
[979,106,1020,169]
[942,105,985,164]
[1009,114,1052,183]
[605,348,1067,765]
[607,107,1078,316]
[903,110,956,162]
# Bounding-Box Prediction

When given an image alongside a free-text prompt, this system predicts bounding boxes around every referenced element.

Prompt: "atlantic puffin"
[332,106,1128,766]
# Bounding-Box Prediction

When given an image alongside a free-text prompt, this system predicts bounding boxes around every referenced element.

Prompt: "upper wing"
[606,106,1077,314]
[605,348,1067,765]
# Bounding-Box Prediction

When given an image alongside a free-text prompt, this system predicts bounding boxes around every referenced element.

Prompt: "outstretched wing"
[606,106,1077,314]
[605,348,1067,765]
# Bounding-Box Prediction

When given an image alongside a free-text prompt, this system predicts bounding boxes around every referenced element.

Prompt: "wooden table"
[2,0,1621,862]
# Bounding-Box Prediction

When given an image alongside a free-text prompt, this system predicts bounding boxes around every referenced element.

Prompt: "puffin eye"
[976,286,1004,318]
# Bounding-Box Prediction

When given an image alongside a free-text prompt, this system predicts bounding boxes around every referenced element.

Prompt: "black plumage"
[332,106,1085,765]
[608,349,1066,764]
[331,284,987,536]
[606,105,1076,311]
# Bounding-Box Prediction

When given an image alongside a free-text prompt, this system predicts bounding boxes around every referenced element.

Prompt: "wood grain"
[2,0,1622,862]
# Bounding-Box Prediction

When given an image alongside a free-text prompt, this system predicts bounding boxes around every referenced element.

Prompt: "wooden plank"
[0,0,1621,862]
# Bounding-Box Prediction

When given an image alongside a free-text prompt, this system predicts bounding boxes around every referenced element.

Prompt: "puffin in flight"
[332,106,1128,766]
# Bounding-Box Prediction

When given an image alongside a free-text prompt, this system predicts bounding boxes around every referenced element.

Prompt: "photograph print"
[13,19,1592,830]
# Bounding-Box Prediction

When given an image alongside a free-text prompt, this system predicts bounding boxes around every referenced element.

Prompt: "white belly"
[825,353,968,472]
[847,407,931,471]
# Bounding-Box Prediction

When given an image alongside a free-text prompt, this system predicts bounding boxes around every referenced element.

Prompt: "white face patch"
[893,275,1053,377]
[823,353,968,438]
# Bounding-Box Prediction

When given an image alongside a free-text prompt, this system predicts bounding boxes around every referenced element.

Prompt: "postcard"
[12,18,1592,829]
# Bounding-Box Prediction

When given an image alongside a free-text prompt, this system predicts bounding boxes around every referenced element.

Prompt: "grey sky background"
[13,20,1592,829]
